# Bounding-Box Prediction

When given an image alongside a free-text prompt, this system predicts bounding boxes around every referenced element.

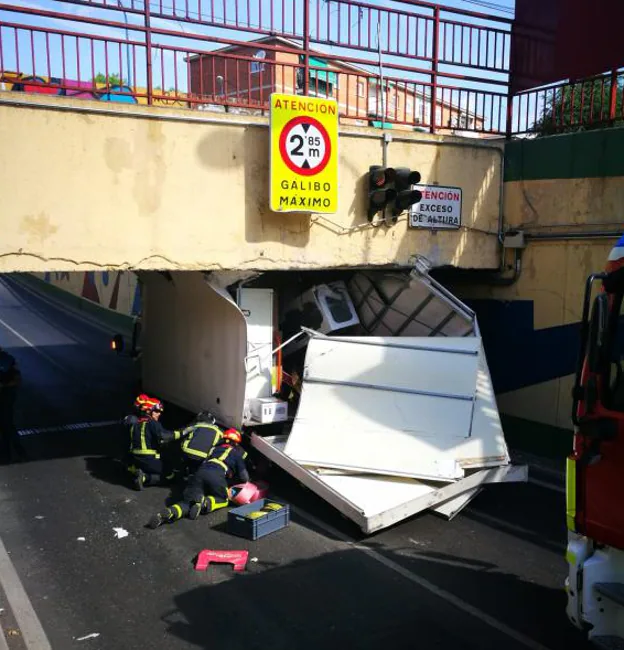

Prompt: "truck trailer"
[136,261,527,534]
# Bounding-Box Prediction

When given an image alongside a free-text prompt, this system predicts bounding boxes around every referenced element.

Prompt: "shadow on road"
[160,545,590,650]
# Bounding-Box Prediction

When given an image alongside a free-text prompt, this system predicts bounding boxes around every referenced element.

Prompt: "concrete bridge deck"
[0,92,503,273]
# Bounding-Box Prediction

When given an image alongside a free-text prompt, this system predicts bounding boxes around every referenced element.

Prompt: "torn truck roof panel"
[282,334,507,481]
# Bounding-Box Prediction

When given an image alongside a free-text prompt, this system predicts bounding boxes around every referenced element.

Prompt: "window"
[357,80,365,97]
[296,56,336,97]
[415,97,423,123]
[311,78,333,97]
[406,99,413,117]
[250,50,266,74]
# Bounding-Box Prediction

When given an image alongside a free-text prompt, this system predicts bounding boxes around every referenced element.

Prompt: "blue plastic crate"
[227,498,290,540]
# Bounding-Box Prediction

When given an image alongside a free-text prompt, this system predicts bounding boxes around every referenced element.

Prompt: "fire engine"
[566,234,624,648]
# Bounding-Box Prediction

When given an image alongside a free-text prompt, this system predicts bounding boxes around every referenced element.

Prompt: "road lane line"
[0,536,52,650]
[0,619,9,650]
[0,316,67,374]
[467,510,565,553]
[292,505,552,650]
[528,478,565,495]
[18,420,120,437]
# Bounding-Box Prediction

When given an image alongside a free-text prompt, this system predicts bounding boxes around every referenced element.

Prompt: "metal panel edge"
[251,434,369,530]
[364,464,528,534]
[431,488,482,520]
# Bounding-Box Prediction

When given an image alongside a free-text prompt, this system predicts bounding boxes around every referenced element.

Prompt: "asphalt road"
[0,274,590,650]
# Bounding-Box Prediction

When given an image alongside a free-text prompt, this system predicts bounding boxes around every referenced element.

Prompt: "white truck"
[136,260,527,534]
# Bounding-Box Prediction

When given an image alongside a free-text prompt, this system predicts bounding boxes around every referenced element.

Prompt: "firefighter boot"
[133,468,145,491]
[148,507,176,529]
[188,500,203,521]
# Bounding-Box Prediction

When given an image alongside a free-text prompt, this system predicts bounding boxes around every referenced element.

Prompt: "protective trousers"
[167,463,229,521]
[128,454,164,486]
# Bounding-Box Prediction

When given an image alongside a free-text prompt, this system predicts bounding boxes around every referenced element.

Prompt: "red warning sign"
[278,115,331,177]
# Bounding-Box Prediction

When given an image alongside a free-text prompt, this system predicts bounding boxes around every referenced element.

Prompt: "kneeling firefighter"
[126,394,184,490]
[148,428,249,528]
[180,411,223,475]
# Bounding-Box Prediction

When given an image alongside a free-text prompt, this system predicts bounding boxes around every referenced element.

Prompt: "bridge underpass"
[0,270,586,650]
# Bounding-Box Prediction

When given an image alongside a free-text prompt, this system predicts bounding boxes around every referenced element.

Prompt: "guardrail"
[0,1,620,137]
[510,68,624,135]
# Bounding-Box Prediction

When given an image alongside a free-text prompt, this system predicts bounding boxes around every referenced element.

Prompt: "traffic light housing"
[391,167,422,217]
[366,166,422,223]
[367,165,396,221]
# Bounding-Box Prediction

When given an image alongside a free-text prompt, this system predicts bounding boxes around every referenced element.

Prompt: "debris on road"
[112,527,128,539]
[77,537,86,542]
[195,550,249,573]
[76,632,100,641]
[34,515,44,520]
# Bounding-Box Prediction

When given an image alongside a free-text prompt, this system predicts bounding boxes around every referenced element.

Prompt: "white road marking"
[528,478,565,495]
[18,420,119,437]
[467,510,565,553]
[0,535,52,649]
[293,506,552,650]
[0,619,9,650]
[0,316,67,374]
[405,543,490,569]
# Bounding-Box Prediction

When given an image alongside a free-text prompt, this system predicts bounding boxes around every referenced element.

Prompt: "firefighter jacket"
[181,423,223,462]
[205,443,249,483]
[129,417,181,459]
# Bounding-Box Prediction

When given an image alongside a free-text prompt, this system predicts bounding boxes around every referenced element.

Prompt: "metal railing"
[0,0,512,134]
[0,1,619,137]
[511,68,624,135]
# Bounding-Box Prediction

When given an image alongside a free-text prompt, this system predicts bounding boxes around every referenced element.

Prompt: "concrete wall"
[455,128,624,450]
[0,92,502,273]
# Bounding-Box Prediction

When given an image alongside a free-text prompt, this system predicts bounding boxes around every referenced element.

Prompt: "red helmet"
[223,428,242,445]
[134,394,163,414]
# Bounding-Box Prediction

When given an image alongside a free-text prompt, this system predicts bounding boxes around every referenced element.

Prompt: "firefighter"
[148,428,249,528]
[0,348,24,464]
[180,410,223,475]
[126,394,184,490]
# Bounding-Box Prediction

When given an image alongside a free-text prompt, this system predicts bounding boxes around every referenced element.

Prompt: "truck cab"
[566,237,624,647]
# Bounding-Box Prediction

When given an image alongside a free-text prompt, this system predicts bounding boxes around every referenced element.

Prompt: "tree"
[534,76,623,136]
[93,72,123,87]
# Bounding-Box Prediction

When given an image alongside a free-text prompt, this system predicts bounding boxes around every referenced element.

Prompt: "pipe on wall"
[525,231,622,242]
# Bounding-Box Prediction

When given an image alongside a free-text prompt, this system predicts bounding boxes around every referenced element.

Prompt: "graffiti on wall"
[42,271,141,317]
[1,72,187,107]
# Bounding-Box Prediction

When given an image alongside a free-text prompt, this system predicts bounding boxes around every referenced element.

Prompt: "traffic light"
[391,167,422,218]
[366,166,422,223]
[367,165,396,221]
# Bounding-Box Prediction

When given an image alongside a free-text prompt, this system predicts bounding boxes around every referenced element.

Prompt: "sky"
[0,0,519,129]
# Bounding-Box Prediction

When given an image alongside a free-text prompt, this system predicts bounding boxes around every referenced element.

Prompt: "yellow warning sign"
[270,93,338,214]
